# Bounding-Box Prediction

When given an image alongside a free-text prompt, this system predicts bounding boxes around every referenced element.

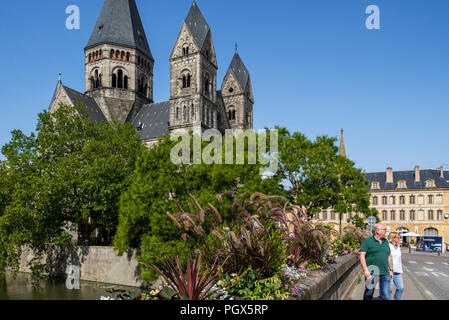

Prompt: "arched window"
[112,73,117,88]
[116,50,120,59]
[121,51,125,60]
[88,53,92,62]
[126,52,130,62]
[183,106,187,122]
[191,104,195,119]
[176,107,180,120]
[99,50,103,58]
[187,75,191,88]
[232,110,236,120]
[117,69,123,88]
[182,76,187,88]
[110,50,114,59]
[95,70,100,89]
[424,228,438,237]
[124,76,128,89]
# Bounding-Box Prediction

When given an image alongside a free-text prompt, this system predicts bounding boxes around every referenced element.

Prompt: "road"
[402,250,449,300]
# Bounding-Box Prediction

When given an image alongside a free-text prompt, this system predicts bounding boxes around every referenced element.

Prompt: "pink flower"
[343,250,349,255]
[304,261,309,265]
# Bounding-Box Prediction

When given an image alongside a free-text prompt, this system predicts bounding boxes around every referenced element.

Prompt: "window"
[428,195,434,204]
[204,76,210,94]
[398,181,406,189]
[436,195,443,204]
[399,196,405,205]
[229,87,234,93]
[382,196,387,205]
[183,106,187,122]
[428,210,434,221]
[400,210,405,221]
[112,73,117,88]
[390,196,396,205]
[228,107,236,121]
[191,104,195,119]
[410,210,415,221]
[426,180,435,188]
[418,195,424,204]
[182,74,191,88]
[176,107,179,120]
[371,182,379,190]
[409,195,415,204]
[331,211,336,220]
[323,211,328,220]
[382,210,388,221]
[424,228,438,237]
[110,49,114,59]
[372,196,378,205]
[117,69,123,88]
[437,210,443,221]
[124,76,128,89]
[390,210,396,221]
[126,52,130,62]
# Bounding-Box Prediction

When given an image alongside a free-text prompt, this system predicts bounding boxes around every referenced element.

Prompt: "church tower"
[221,50,254,132]
[84,0,154,124]
[169,1,219,135]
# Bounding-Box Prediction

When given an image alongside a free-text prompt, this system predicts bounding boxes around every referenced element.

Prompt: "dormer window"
[371,182,380,190]
[426,179,435,188]
[398,180,406,189]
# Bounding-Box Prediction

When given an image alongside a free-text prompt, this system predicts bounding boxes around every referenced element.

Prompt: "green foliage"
[219,267,291,300]
[139,235,192,281]
[52,232,73,246]
[274,127,372,218]
[0,104,144,274]
[113,132,281,278]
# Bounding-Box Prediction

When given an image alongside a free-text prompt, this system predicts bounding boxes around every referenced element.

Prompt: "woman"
[388,232,404,300]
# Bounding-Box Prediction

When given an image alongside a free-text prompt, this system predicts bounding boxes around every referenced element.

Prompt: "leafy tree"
[274,127,374,220]
[0,104,144,274]
[113,132,281,280]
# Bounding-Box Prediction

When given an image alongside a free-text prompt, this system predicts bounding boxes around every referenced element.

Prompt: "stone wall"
[291,254,362,300]
[19,246,143,288]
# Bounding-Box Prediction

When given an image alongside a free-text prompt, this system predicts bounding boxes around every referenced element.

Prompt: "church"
[50,0,255,146]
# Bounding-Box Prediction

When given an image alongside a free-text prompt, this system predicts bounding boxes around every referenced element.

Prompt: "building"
[315,130,449,246]
[365,166,449,244]
[49,0,254,146]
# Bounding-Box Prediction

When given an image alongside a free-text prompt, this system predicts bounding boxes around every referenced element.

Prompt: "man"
[360,223,394,300]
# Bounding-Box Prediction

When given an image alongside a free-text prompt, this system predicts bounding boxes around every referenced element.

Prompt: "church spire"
[86,0,153,59]
[339,128,347,158]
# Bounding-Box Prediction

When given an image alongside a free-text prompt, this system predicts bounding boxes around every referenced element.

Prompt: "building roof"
[366,169,449,190]
[63,86,107,124]
[185,1,210,50]
[132,101,170,140]
[86,0,153,59]
[225,52,250,91]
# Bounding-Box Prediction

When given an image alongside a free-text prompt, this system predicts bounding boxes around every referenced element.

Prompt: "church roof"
[185,1,210,50]
[86,0,153,60]
[132,101,170,140]
[226,52,250,91]
[62,86,107,124]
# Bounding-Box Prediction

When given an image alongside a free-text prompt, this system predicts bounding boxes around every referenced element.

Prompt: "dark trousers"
[363,274,391,300]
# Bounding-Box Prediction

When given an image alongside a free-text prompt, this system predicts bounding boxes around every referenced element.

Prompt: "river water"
[0,272,139,300]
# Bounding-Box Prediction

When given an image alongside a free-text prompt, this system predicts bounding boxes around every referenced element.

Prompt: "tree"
[0,104,145,274]
[274,127,374,220]
[113,131,281,280]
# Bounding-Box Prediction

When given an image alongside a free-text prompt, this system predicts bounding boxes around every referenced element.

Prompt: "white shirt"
[389,243,403,274]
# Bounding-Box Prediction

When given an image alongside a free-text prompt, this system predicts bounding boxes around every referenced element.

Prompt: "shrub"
[139,235,192,281]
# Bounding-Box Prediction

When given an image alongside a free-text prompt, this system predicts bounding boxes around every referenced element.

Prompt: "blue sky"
[0,0,448,172]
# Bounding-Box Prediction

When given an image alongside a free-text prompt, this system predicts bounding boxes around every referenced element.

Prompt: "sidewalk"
[348,265,427,300]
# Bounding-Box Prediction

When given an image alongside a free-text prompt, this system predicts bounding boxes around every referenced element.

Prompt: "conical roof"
[226,52,250,91]
[86,0,153,59]
[184,1,210,50]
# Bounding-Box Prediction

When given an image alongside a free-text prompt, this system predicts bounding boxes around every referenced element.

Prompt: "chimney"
[415,166,420,182]
[386,167,393,184]
[441,166,445,179]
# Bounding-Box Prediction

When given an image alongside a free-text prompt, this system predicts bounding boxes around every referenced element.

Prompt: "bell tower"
[84,0,154,123]
[168,1,219,135]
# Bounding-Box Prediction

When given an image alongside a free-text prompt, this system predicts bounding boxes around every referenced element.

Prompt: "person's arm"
[388,254,393,278]
[360,252,371,278]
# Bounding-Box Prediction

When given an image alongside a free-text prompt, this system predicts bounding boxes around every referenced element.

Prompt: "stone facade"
[49,0,254,141]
